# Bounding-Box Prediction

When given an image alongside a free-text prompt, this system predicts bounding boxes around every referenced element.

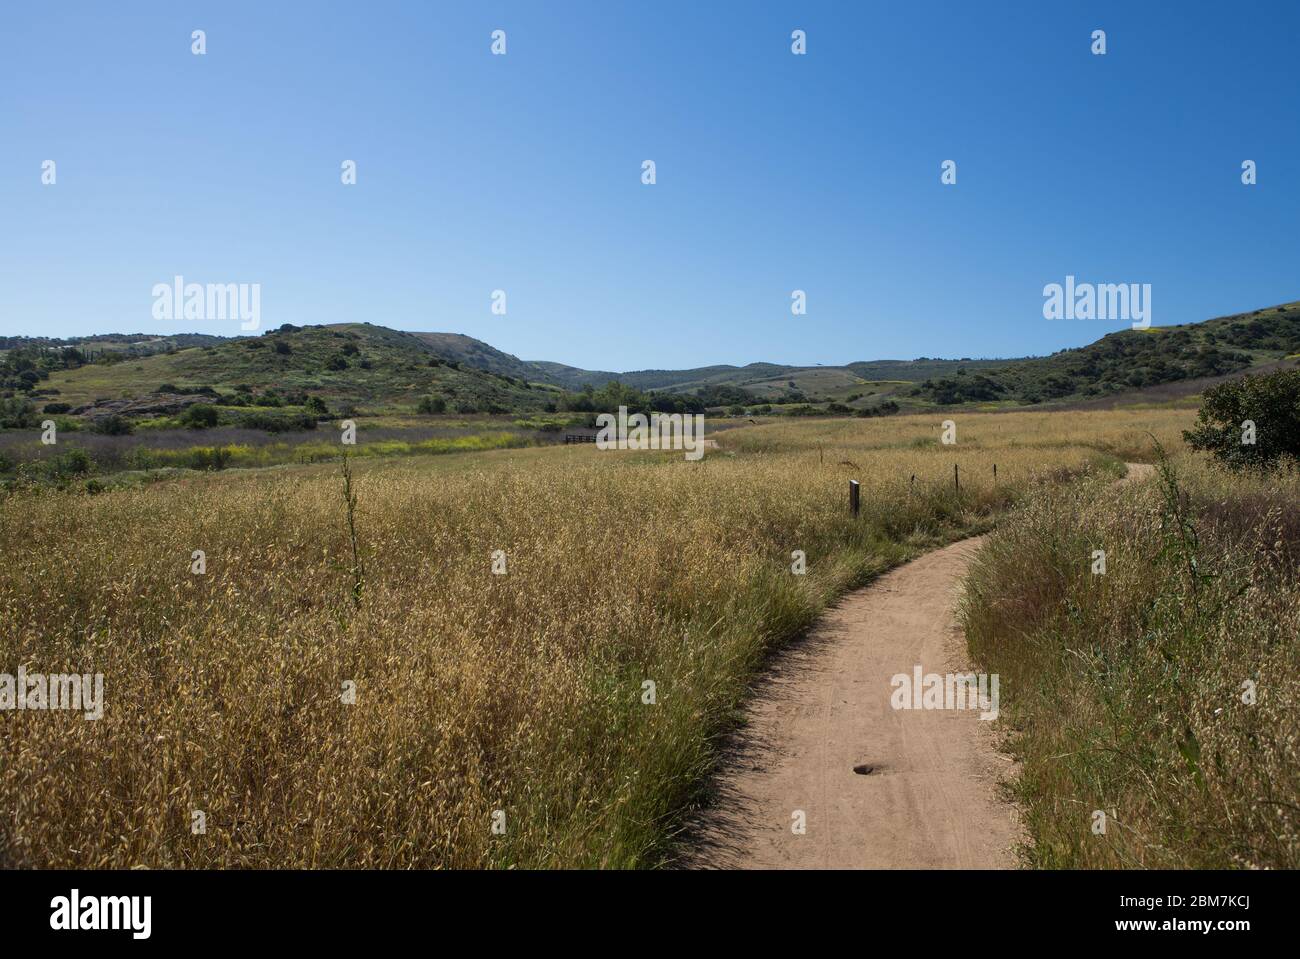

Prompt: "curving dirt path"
[684,463,1153,869]
[684,536,1017,868]
[1121,462,1155,484]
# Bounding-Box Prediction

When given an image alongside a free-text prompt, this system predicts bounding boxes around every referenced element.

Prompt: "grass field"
[0,424,539,479]
[962,453,1300,868]
[2,409,1189,868]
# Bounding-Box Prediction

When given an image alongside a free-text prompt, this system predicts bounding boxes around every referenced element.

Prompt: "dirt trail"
[1121,462,1155,484]
[685,463,1152,869]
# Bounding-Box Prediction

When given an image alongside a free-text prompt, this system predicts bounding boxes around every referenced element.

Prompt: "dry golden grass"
[729,407,1193,462]
[962,452,1300,868]
[0,410,1171,867]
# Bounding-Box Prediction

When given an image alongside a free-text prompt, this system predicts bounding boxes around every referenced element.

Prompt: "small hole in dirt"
[853,764,875,776]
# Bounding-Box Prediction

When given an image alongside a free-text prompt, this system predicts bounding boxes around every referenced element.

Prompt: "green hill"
[6,300,1298,425]
[526,360,626,389]
[909,302,1300,407]
[410,332,569,385]
[530,358,1014,400]
[25,323,554,416]
[0,332,232,358]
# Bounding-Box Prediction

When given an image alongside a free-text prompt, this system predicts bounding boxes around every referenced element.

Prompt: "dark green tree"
[1183,369,1300,468]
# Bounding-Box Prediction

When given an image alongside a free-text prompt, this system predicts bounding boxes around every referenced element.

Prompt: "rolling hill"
[526,357,1012,396]
[909,302,1300,407]
[18,323,557,416]
[4,300,1298,423]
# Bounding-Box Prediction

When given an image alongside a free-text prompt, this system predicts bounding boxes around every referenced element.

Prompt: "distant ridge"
[5,300,1296,413]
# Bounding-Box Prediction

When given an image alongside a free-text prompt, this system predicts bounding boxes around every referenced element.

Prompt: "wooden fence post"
[849,479,860,518]
[954,463,960,494]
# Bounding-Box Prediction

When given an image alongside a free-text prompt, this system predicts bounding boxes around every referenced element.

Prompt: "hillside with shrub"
[5,301,1298,428]
[19,323,555,418]
[911,302,1300,406]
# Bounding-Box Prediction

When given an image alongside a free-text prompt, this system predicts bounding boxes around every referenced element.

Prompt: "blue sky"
[2,1,1297,371]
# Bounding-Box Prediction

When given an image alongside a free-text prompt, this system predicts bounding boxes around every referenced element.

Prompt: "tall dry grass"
[0,413,1120,868]
[961,454,1300,868]
[727,407,1193,462]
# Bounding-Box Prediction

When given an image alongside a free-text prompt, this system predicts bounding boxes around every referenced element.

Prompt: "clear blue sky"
[2,1,1297,371]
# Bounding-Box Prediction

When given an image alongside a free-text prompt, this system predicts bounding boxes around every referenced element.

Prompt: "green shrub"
[0,397,36,429]
[180,404,220,429]
[855,400,900,418]
[1184,369,1300,468]
[47,448,93,480]
[417,395,447,414]
[238,411,318,433]
[91,414,133,436]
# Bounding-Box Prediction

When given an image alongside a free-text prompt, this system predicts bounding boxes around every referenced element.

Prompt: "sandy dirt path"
[684,463,1153,870]
[1122,463,1155,484]
[684,536,1017,868]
